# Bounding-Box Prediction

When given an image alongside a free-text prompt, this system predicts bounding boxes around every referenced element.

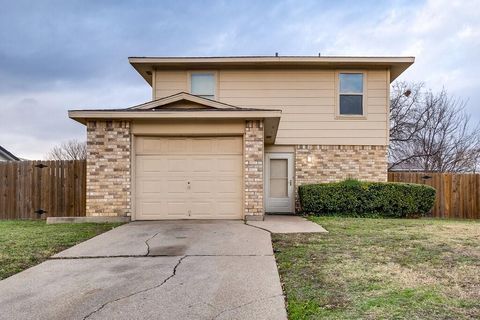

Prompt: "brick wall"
[295,145,388,210]
[244,120,264,218]
[86,120,131,217]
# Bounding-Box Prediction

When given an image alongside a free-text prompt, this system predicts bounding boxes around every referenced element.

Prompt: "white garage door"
[135,136,243,220]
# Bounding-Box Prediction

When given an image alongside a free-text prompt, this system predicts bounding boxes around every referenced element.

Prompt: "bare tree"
[389,82,480,172]
[390,82,428,144]
[46,139,87,160]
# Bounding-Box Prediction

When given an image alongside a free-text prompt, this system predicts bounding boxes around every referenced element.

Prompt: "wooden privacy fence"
[0,160,86,219]
[388,172,480,219]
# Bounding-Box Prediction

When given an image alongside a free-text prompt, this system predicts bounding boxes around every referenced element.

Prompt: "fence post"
[33,162,48,218]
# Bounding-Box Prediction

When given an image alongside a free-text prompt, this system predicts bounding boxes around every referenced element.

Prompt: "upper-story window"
[339,73,364,115]
[190,73,215,99]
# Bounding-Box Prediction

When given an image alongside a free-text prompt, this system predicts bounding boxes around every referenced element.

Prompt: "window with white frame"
[190,73,215,99]
[339,73,364,115]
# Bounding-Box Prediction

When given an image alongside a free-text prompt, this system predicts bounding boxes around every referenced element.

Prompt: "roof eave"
[69,109,282,143]
[68,110,282,125]
[129,56,415,85]
[390,60,415,81]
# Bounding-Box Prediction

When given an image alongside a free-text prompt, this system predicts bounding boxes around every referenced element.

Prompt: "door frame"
[265,152,295,213]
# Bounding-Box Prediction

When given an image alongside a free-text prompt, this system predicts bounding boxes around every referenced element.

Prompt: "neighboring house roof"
[69,92,282,143]
[128,55,415,85]
[0,145,20,161]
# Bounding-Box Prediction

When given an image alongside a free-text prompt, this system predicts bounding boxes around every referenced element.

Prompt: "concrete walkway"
[247,215,328,234]
[0,221,287,320]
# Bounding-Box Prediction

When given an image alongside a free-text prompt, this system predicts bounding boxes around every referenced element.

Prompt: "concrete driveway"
[0,220,287,320]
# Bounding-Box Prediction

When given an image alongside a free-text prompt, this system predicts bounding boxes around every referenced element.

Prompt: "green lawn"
[273,217,480,320]
[0,220,121,280]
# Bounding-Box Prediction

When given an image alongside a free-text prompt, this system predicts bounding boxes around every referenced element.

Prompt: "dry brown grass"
[273,218,480,320]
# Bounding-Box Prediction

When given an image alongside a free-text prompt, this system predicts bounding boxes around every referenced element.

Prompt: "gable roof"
[0,145,19,161]
[68,92,282,143]
[128,92,244,111]
[69,92,279,114]
[129,55,415,85]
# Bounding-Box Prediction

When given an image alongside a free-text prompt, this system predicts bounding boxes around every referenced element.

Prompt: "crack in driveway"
[82,255,187,320]
[81,254,283,320]
[144,231,162,256]
[243,221,273,234]
[65,223,284,319]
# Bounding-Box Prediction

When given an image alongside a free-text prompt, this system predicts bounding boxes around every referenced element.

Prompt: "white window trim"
[187,70,218,100]
[335,70,368,119]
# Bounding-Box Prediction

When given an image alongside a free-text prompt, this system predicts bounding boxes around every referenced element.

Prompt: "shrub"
[298,179,436,218]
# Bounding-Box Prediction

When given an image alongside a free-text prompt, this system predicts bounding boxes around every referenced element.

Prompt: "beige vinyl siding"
[279,137,387,145]
[131,119,245,136]
[155,71,188,98]
[265,145,295,153]
[267,113,387,122]
[154,69,389,146]
[280,121,386,130]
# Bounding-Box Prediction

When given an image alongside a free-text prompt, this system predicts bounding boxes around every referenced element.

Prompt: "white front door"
[265,153,294,213]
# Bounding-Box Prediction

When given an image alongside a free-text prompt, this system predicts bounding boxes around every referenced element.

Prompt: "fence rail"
[388,172,480,219]
[0,160,86,219]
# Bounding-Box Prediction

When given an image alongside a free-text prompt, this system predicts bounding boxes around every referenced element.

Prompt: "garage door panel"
[191,158,213,173]
[137,201,165,216]
[217,158,241,173]
[167,201,189,216]
[141,159,161,173]
[191,201,214,217]
[216,137,243,154]
[190,138,214,154]
[167,158,188,172]
[190,179,213,194]
[137,158,166,174]
[137,137,166,154]
[139,180,166,195]
[217,201,241,216]
[167,179,188,194]
[167,138,188,153]
[217,179,241,194]
[135,136,242,220]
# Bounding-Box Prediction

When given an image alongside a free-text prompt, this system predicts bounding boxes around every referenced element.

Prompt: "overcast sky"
[1,0,479,159]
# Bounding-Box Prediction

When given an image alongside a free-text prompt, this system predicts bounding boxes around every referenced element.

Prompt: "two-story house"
[69,56,414,221]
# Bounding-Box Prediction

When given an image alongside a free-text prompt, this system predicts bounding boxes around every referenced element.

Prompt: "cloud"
[0,0,479,159]
[271,0,480,118]
[0,85,149,159]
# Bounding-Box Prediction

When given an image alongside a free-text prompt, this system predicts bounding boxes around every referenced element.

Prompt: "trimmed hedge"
[298,179,436,218]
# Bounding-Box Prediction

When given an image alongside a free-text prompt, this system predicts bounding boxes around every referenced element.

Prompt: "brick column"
[244,120,264,220]
[86,120,131,217]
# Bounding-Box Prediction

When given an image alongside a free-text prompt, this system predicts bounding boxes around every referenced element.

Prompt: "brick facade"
[86,120,131,217]
[83,119,387,219]
[244,120,264,218]
[295,145,388,210]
